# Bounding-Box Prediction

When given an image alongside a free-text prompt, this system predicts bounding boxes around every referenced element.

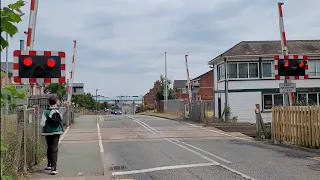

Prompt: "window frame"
[297,93,319,105]
[217,63,225,81]
[262,93,284,111]
[261,61,275,78]
[227,62,259,80]
[308,60,320,77]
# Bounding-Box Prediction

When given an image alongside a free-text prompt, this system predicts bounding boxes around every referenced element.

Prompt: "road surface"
[32,115,320,180]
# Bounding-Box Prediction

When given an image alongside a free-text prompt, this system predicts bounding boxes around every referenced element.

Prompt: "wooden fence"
[272,106,320,148]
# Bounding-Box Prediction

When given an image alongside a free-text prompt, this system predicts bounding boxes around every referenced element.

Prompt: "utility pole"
[164,52,168,113]
[278,2,294,106]
[96,89,98,115]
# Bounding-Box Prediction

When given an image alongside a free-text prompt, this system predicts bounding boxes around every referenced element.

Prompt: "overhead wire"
[135,52,165,74]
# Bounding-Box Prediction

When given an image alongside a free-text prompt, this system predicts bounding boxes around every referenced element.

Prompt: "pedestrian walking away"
[40,96,64,175]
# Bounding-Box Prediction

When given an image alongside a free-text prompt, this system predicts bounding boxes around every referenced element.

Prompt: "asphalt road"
[31,115,320,180]
[100,115,320,180]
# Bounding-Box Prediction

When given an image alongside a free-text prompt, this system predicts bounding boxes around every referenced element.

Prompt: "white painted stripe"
[128,116,255,179]
[21,78,29,83]
[136,119,164,134]
[127,115,164,134]
[61,57,66,64]
[220,164,254,179]
[171,139,231,164]
[133,120,155,133]
[21,51,29,56]
[13,70,19,76]
[61,70,66,76]
[97,122,104,153]
[51,51,59,56]
[37,78,44,83]
[112,163,217,176]
[36,51,44,56]
[51,78,59,83]
[59,126,70,143]
[126,116,155,133]
[165,138,219,164]
[13,56,19,63]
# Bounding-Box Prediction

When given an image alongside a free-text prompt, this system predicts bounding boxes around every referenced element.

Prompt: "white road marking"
[133,119,155,133]
[165,138,220,164]
[59,126,70,143]
[127,116,163,134]
[97,122,104,153]
[112,163,217,176]
[126,115,255,180]
[135,119,164,134]
[171,139,232,164]
[97,115,108,177]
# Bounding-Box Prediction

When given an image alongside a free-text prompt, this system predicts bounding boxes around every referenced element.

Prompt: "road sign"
[279,83,296,93]
[13,84,31,96]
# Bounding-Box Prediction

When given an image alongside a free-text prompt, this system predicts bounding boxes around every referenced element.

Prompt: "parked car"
[114,110,122,115]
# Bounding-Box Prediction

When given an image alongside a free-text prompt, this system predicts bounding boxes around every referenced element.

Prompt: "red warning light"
[47,59,56,67]
[284,61,289,67]
[298,61,305,67]
[23,57,33,66]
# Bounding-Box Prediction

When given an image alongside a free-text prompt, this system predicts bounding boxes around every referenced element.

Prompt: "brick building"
[173,71,214,101]
[143,81,160,105]
[173,80,188,100]
[191,70,214,101]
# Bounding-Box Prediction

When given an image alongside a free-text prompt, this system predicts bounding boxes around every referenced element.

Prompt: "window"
[263,94,284,110]
[239,63,248,78]
[308,60,320,77]
[297,93,319,105]
[73,88,76,93]
[227,62,259,79]
[308,93,318,105]
[182,88,187,94]
[262,62,274,78]
[228,64,237,78]
[249,63,258,78]
[217,64,225,80]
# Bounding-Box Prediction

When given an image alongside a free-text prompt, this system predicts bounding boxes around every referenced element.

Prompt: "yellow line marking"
[310,157,320,161]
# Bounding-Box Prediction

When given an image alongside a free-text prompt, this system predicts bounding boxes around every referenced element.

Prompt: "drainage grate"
[109,165,126,171]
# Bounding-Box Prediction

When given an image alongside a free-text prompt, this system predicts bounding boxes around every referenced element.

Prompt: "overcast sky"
[1,0,319,96]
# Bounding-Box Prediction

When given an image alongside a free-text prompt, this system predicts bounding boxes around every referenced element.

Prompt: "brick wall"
[143,81,160,106]
[198,71,214,100]
[174,88,189,100]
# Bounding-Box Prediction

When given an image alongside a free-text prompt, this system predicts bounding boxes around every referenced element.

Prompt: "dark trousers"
[45,134,60,170]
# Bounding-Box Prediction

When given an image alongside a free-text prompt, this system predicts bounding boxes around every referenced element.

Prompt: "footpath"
[31,115,105,180]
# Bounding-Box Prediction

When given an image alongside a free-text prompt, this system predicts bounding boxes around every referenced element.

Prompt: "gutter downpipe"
[224,57,229,122]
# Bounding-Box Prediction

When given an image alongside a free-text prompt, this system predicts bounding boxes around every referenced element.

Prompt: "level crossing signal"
[13,50,66,84]
[274,55,308,80]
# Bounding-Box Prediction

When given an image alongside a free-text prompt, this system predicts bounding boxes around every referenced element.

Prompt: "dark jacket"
[41,107,64,136]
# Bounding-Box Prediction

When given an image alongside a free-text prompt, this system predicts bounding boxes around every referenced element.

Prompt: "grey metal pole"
[20,40,25,50]
[164,52,168,113]
[96,89,98,114]
[5,33,9,114]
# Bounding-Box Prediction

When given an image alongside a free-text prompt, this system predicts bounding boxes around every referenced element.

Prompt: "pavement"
[31,114,320,180]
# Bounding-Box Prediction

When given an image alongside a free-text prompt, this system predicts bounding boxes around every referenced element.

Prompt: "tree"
[155,75,176,102]
[1,0,25,51]
[44,83,66,101]
[71,93,97,110]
